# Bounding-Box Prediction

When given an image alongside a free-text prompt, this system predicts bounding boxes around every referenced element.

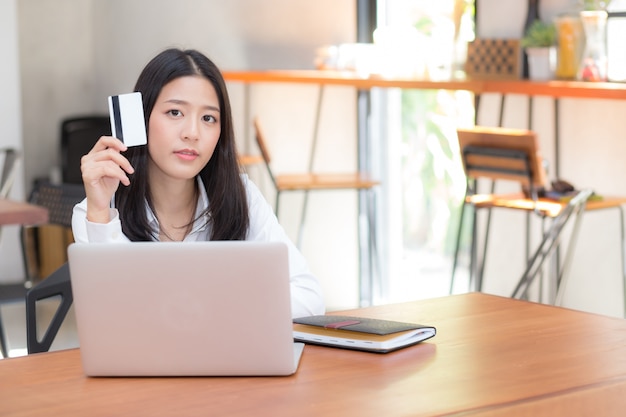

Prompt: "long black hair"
[115,48,249,241]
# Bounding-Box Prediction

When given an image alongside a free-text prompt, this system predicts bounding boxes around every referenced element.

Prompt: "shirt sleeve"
[243,176,326,318]
[72,198,130,243]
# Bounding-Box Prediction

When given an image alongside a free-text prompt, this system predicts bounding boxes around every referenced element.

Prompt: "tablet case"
[293,315,436,353]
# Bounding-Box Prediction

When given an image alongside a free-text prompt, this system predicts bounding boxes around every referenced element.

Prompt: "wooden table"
[0,198,48,226]
[2,293,626,416]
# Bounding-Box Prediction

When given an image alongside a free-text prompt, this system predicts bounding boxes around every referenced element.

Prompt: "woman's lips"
[174,149,198,161]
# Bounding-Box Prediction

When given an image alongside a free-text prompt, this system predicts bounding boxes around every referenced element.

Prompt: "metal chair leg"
[601,204,626,317]
[450,193,468,294]
[297,191,310,248]
[0,314,7,358]
[358,189,373,307]
[274,191,280,218]
[513,228,562,300]
[554,203,588,306]
[555,202,626,314]
[476,206,493,292]
[469,204,478,291]
[513,190,592,300]
[368,189,380,301]
[26,263,73,354]
[475,181,498,291]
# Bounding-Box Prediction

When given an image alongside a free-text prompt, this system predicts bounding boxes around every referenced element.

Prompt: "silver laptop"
[67,241,304,377]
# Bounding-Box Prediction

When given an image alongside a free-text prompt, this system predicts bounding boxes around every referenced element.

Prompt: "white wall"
[0,0,27,281]
[476,0,573,38]
[17,0,98,187]
[15,0,359,310]
[17,0,355,187]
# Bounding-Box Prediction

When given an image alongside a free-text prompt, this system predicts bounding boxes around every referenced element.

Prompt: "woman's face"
[147,75,221,182]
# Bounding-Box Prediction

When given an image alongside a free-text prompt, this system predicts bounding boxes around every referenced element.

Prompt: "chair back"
[0,147,20,198]
[28,180,87,227]
[457,126,548,190]
[60,116,111,184]
[21,180,87,281]
[252,117,273,164]
[252,117,278,187]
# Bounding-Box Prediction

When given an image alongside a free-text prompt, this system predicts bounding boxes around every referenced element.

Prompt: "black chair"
[60,116,110,185]
[19,181,84,354]
[26,263,72,354]
[21,180,86,281]
[1,177,82,357]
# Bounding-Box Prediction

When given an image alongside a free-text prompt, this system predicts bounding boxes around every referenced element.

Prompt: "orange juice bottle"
[555,15,583,80]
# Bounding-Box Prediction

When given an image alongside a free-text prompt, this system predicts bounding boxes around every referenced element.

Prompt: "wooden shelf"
[223,70,626,100]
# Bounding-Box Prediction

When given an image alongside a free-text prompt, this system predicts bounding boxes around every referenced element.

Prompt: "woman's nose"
[182,118,199,141]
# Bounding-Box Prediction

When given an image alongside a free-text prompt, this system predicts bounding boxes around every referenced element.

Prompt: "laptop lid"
[67,241,302,377]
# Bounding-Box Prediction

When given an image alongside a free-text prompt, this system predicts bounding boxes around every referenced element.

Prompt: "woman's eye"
[203,115,217,123]
[168,109,182,117]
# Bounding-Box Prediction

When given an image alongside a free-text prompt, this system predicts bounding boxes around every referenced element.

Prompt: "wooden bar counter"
[223,69,626,100]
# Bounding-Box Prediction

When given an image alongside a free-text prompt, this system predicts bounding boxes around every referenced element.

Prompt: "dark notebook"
[293,315,436,353]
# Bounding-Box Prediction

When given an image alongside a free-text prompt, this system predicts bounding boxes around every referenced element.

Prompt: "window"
[373,0,476,303]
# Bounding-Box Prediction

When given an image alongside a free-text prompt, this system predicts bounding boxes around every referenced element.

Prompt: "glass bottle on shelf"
[607,0,626,82]
[577,10,608,81]
[522,0,541,79]
[554,14,583,80]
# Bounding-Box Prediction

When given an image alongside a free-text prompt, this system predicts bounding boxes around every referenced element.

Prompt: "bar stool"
[252,117,379,247]
[450,126,626,313]
[450,126,548,294]
[252,117,380,306]
[21,181,85,354]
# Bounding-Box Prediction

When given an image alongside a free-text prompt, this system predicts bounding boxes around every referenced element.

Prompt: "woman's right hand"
[80,136,135,223]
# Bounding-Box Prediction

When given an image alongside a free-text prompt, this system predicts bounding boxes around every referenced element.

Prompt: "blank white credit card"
[108,92,148,147]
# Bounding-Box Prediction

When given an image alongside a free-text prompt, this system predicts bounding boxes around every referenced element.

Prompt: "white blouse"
[71,175,325,318]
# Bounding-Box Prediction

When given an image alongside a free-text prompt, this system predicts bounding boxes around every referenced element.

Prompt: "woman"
[72,48,325,318]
